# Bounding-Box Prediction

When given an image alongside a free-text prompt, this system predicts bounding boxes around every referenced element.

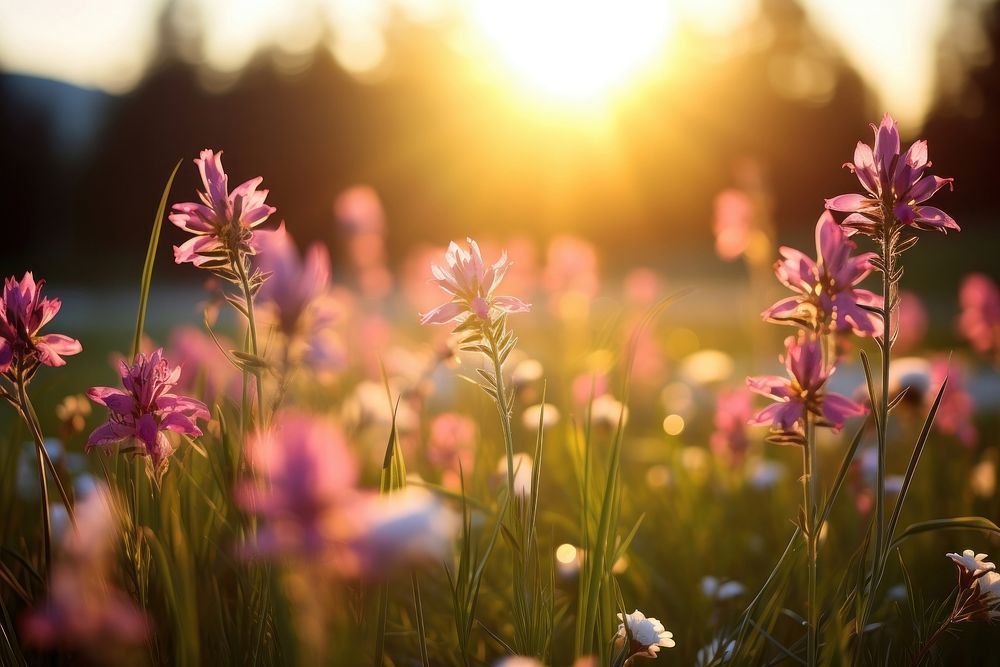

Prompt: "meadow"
[1,114,999,666]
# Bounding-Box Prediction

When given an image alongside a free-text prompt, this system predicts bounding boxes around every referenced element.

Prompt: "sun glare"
[468,0,674,105]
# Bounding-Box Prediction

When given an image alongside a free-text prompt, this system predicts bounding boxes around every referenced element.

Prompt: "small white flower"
[616,609,675,658]
[497,453,533,497]
[978,570,1000,599]
[522,403,561,430]
[696,638,735,665]
[511,358,544,386]
[591,394,629,428]
[702,576,746,601]
[947,549,996,579]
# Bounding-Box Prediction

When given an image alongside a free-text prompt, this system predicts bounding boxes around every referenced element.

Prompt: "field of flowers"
[1,114,999,666]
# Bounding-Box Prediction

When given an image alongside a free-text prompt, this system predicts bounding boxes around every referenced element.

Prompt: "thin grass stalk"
[15,370,51,578]
[132,159,182,360]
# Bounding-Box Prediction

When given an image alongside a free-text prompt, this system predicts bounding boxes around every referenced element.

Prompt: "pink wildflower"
[747,335,866,442]
[930,358,978,447]
[713,189,753,261]
[710,389,751,464]
[893,291,929,354]
[168,326,240,404]
[86,349,209,471]
[763,211,882,337]
[427,413,477,487]
[22,485,148,652]
[0,272,81,374]
[239,411,358,561]
[826,113,957,235]
[958,273,1000,356]
[334,185,385,235]
[420,238,530,326]
[169,149,276,267]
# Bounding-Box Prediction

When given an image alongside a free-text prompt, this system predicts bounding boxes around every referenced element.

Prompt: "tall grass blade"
[132,159,181,360]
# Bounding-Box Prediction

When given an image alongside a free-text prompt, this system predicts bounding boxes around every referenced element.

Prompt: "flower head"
[253,224,345,377]
[615,609,675,658]
[747,335,865,443]
[169,149,276,267]
[948,549,996,582]
[86,349,209,473]
[825,113,957,236]
[710,389,751,464]
[958,273,1000,356]
[764,212,882,337]
[21,485,148,653]
[239,410,358,560]
[0,272,81,375]
[420,238,530,327]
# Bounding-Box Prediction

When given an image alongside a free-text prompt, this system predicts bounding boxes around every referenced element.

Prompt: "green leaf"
[132,159,181,360]
[888,517,1000,552]
[886,377,947,545]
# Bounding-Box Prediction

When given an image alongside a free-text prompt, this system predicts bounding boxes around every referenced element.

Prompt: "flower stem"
[233,251,266,430]
[484,319,516,504]
[804,413,818,666]
[875,224,894,570]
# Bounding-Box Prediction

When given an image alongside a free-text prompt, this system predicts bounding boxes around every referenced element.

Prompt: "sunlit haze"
[467,0,674,104]
[0,0,975,128]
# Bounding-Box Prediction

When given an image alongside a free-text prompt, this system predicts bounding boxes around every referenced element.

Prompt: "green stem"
[804,414,818,666]
[18,380,75,525]
[855,214,897,661]
[875,225,893,569]
[15,373,51,579]
[233,252,266,430]
[485,322,516,502]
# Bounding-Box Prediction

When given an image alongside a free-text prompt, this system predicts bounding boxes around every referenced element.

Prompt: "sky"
[0,0,976,129]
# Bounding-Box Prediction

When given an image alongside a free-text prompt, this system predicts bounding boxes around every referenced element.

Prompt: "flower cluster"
[86,349,209,475]
[238,410,457,578]
[0,272,81,378]
[748,212,868,442]
[826,113,957,237]
[22,485,148,654]
[945,549,1000,620]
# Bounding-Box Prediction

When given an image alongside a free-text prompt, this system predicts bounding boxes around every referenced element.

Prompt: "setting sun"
[468,0,674,104]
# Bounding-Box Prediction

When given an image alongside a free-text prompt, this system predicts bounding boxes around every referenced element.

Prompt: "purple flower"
[710,389,751,464]
[0,272,81,374]
[21,484,148,652]
[253,224,346,376]
[747,335,866,441]
[930,358,977,448]
[86,349,209,471]
[238,410,358,561]
[169,149,276,267]
[825,113,957,235]
[764,212,882,337]
[420,238,530,326]
[254,223,333,333]
[958,273,1000,357]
